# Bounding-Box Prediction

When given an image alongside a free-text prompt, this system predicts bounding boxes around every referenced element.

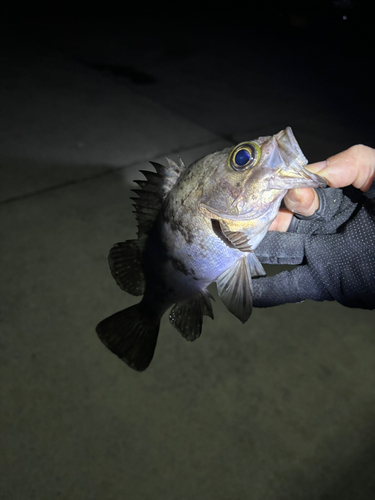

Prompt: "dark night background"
[1,2,375,499]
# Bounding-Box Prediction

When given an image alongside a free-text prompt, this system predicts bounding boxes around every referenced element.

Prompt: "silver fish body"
[96,127,324,370]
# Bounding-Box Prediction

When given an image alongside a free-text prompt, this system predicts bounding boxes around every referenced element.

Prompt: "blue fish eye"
[235,149,251,166]
[229,142,260,171]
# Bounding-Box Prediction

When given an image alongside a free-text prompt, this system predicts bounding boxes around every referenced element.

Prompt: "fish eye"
[229,142,260,171]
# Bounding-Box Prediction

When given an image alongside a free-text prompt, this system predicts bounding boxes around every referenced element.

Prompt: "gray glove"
[253,186,375,309]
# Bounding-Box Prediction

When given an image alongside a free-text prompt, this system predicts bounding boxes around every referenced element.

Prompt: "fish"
[96,127,324,371]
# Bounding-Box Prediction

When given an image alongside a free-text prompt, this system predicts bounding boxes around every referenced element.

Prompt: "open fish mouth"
[255,127,326,189]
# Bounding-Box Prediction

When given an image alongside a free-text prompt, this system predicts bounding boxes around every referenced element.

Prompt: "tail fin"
[96,303,160,371]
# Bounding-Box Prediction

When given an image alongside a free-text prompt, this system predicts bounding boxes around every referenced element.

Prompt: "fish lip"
[266,169,326,190]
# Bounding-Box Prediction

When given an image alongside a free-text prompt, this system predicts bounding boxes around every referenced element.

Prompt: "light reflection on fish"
[96,127,324,371]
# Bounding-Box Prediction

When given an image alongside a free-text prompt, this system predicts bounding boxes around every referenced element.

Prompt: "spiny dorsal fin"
[169,290,214,341]
[216,256,253,324]
[132,157,185,239]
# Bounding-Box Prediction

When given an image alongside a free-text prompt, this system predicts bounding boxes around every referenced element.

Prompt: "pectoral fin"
[216,256,253,324]
[218,222,252,252]
[169,290,214,341]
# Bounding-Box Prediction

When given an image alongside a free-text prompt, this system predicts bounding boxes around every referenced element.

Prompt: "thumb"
[306,145,375,191]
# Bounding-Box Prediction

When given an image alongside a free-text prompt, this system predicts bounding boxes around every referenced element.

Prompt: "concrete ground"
[1,7,375,500]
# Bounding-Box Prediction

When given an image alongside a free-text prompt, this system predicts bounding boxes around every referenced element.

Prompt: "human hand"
[253,144,375,310]
[269,145,375,231]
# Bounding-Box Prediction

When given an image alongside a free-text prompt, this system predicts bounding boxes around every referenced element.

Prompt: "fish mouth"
[267,166,326,190]
[255,127,326,190]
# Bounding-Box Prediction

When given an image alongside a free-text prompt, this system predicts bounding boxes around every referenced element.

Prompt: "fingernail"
[305,160,327,173]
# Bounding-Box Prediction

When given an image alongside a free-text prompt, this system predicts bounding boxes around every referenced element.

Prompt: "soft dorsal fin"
[108,240,145,295]
[216,256,253,324]
[169,290,214,341]
[132,157,185,239]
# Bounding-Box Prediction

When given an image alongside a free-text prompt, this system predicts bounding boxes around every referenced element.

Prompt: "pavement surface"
[1,6,375,500]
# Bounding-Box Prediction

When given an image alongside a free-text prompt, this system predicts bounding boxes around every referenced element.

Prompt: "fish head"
[200,127,326,221]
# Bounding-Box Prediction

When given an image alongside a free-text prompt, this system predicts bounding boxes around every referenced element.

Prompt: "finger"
[283,187,320,216]
[269,208,293,232]
[306,145,375,191]
[252,266,332,307]
[269,189,320,232]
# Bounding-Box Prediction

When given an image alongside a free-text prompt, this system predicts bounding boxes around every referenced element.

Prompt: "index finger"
[306,144,375,192]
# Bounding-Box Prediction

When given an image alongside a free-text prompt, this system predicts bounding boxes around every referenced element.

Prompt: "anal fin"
[169,290,214,341]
